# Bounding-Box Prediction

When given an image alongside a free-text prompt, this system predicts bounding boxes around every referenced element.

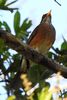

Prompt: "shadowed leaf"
[14,11,20,34]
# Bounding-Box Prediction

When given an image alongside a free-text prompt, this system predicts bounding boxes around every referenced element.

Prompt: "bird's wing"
[27,25,40,44]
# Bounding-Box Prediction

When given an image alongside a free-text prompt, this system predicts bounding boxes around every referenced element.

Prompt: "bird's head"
[41,10,51,24]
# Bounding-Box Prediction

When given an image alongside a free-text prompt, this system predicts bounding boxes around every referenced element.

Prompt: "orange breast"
[29,23,55,54]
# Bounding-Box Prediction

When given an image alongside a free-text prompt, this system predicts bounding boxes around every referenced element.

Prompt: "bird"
[27,10,56,55]
[11,10,56,89]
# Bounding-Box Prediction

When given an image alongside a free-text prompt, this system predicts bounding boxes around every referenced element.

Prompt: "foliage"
[0,1,67,100]
[38,87,52,100]
[0,0,7,6]
[0,0,18,12]
[14,10,32,40]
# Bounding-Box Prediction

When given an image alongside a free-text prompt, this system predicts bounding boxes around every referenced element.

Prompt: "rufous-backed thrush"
[21,10,56,69]
[27,10,56,55]
[11,10,56,89]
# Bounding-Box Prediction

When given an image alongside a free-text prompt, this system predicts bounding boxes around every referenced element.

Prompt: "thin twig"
[54,0,61,6]
[6,0,18,6]
[0,79,10,83]
[0,6,18,12]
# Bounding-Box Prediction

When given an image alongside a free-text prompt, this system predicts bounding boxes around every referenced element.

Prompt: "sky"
[0,0,67,99]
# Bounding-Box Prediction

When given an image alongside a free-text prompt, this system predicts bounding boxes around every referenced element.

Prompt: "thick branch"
[0,29,67,78]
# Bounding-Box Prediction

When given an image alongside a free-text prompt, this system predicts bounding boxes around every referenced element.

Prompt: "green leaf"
[39,81,50,89]
[38,87,52,100]
[28,64,51,84]
[64,93,67,98]
[3,21,11,32]
[3,51,10,60]
[15,18,32,40]
[14,11,20,34]
[20,18,32,32]
[0,0,7,6]
[48,52,53,58]
[61,41,67,50]
[0,59,6,73]
[14,11,32,39]
[7,95,16,100]
[0,21,2,28]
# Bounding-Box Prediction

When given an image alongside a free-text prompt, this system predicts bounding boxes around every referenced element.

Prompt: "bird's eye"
[41,15,47,23]
[42,14,47,19]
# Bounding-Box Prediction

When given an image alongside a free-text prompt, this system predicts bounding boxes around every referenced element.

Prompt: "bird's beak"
[47,10,51,16]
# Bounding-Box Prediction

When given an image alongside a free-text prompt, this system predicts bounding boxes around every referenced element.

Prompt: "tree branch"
[0,6,18,12]
[54,0,61,6]
[0,29,67,78]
